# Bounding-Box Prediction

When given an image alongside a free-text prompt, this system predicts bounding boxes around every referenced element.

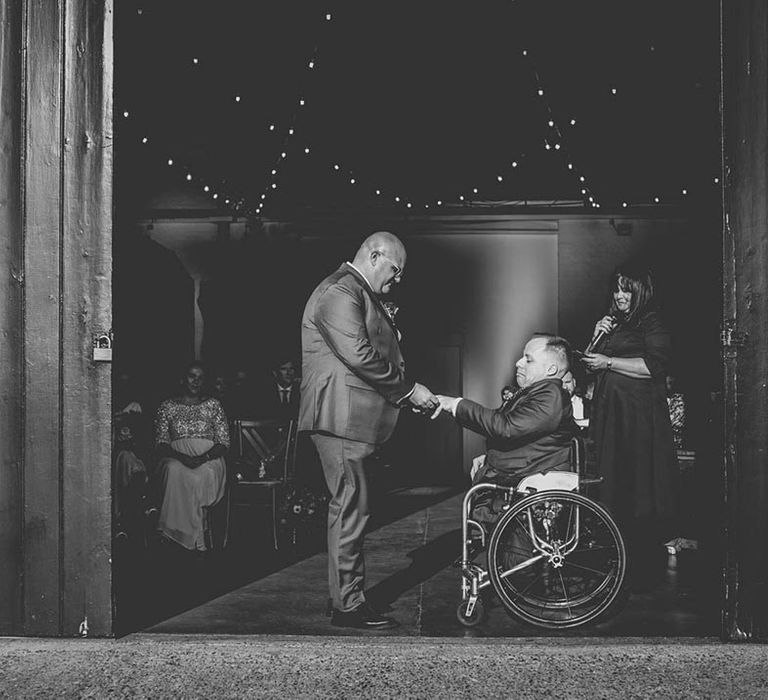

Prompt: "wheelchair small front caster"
[457,597,485,627]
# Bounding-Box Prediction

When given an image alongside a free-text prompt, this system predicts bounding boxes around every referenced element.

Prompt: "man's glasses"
[375,250,403,280]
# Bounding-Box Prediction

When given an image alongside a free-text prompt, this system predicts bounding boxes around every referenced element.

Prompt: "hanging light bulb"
[203,186,210,192]
[459,195,465,201]
[325,13,332,20]
[141,137,148,144]
[271,169,277,175]
[554,143,561,150]
[375,189,381,195]
[538,89,544,96]
[167,159,173,166]
[473,188,478,194]
[511,161,518,168]
[497,175,503,182]
[567,163,573,170]
[272,183,277,189]
[123,111,129,118]
[579,176,585,182]
[570,119,576,126]
[334,164,340,171]
[437,200,443,206]
[299,99,305,106]
[235,95,241,102]
[622,202,628,208]
[193,58,199,64]
[304,147,310,154]
[186,174,192,181]
[611,88,617,95]
[406,202,412,208]
[654,197,660,203]
[682,188,688,195]
[548,120,554,127]
[308,60,315,68]
[269,124,275,131]
[213,193,218,199]
[395,196,400,202]
[288,128,294,135]
[350,178,355,184]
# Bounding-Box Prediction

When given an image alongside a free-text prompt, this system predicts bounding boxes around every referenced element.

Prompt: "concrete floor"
[1,488,740,698]
[2,635,768,699]
[142,488,719,638]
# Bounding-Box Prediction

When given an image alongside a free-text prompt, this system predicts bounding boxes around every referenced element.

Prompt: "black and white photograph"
[1,0,767,696]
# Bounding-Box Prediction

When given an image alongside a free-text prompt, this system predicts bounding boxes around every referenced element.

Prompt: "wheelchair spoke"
[556,570,575,618]
[562,558,615,579]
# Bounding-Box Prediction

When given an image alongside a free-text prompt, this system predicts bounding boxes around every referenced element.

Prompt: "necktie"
[280,388,289,404]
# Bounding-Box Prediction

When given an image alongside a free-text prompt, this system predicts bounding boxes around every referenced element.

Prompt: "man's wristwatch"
[606,358,613,370]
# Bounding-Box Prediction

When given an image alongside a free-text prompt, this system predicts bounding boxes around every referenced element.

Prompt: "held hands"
[436,395,461,418]
[582,353,611,372]
[408,382,441,418]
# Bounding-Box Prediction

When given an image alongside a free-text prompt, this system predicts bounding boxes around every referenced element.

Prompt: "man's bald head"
[352,231,407,295]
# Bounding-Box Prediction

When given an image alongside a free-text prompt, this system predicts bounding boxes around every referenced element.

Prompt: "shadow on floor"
[113,482,461,636]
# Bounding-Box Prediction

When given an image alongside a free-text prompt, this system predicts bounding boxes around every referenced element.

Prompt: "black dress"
[589,310,678,524]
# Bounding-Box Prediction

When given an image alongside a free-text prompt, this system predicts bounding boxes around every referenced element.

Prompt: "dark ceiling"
[115,1,721,219]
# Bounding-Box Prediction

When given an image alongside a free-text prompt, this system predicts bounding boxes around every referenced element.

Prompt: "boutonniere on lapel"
[381,301,402,341]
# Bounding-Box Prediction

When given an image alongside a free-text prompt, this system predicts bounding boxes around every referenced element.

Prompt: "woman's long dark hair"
[607,263,656,325]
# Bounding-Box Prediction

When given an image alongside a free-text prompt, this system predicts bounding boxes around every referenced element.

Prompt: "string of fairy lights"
[121,6,718,217]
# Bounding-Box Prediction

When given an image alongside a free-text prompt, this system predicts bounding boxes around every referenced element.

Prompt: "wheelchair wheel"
[487,490,626,629]
[456,597,485,627]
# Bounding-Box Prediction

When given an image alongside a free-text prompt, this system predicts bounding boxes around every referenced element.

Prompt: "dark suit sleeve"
[455,385,562,441]
[314,282,414,404]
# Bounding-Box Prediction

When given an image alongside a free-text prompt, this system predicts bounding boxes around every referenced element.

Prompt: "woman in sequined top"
[153,362,230,550]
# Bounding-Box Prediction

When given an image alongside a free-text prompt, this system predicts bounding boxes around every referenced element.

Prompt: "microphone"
[584,315,617,354]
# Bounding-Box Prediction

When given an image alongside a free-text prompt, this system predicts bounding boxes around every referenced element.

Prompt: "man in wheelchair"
[438,333,575,523]
[437,335,627,628]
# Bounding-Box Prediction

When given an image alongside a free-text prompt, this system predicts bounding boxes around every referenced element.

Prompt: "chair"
[230,418,298,549]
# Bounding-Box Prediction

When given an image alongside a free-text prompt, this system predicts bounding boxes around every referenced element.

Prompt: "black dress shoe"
[331,602,399,630]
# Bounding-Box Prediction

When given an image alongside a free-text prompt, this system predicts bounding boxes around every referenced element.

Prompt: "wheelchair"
[457,437,627,629]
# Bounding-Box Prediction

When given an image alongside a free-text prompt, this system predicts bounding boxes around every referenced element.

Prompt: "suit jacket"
[299,263,414,445]
[254,378,300,422]
[456,378,575,485]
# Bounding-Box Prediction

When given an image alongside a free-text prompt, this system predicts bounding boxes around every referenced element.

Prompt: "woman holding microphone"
[582,263,678,581]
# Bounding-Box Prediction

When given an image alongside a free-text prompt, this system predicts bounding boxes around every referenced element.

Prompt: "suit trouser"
[311,433,376,612]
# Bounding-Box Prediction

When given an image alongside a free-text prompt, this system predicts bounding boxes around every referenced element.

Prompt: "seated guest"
[152,361,229,551]
[255,357,300,421]
[113,412,148,541]
[562,369,588,428]
[225,367,257,419]
[438,335,575,520]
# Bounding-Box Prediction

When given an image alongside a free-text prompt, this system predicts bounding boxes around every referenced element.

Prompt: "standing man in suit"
[299,231,439,630]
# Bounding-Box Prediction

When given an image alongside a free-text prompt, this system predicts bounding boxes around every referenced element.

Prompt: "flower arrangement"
[278,482,327,530]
